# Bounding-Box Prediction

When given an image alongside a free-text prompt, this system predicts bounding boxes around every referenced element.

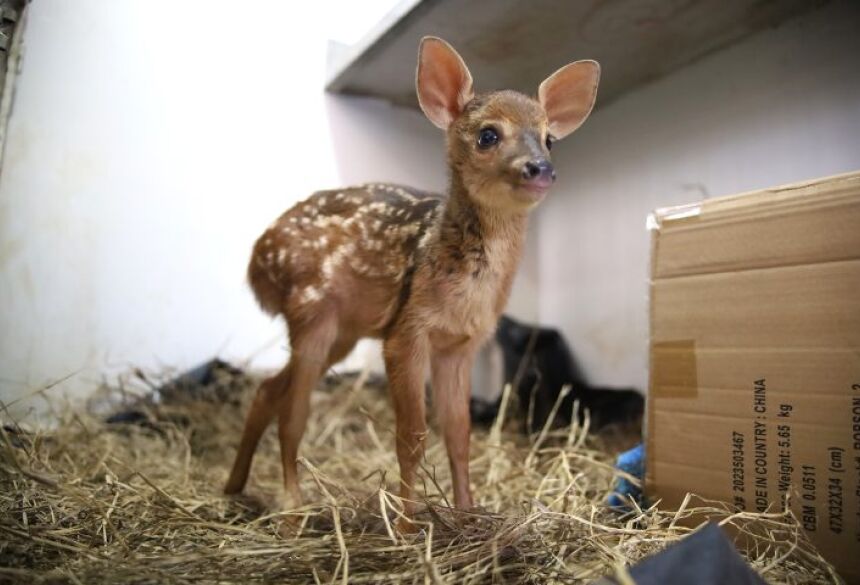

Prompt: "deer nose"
[522,159,556,184]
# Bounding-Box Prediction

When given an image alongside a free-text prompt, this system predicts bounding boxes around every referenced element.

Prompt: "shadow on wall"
[324,93,447,192]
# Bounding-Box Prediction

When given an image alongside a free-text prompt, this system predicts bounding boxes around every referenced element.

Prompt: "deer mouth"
[520,176,554,199]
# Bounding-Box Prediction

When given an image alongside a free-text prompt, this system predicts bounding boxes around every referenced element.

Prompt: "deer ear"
[538,60,600,140]
[416,37,474,130]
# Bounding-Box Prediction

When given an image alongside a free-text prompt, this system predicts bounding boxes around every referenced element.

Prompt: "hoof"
[395,517,418,535]
[277,514,304,538]
[223,482,243,496]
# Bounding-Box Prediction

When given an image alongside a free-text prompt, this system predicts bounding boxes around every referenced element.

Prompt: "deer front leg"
[383,333,429,531]
[430,346,476,510]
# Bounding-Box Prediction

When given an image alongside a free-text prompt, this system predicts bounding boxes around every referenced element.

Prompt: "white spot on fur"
[321,242,356,285]
[367,202,390,214]
[302,204,318,217]
[312,215,338,229]
[299,286,323,304]
[401,223,421,237]
[418,226,435,249]
[391,188,418,202]
[350,258,369,275]
[277,249,287,264]
[311,235,329,250]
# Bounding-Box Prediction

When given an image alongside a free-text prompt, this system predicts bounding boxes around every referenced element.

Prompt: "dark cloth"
[472,315,644,433]
[592,523,766,585]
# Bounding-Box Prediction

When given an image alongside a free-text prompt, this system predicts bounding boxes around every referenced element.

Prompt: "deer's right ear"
[416,37,474,130]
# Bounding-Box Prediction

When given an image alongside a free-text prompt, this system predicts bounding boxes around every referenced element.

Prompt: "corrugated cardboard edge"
[649,171,860,232]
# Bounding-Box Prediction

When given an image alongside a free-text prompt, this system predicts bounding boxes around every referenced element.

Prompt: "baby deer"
[224,37,600,528]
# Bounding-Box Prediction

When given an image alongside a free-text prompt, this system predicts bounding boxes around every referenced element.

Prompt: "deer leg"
[431,347,476,510]
[276,318,342,507]
[383,334,429,530]
[224,365,291,494]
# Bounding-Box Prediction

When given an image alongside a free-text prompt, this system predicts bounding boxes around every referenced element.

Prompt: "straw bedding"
[0,366,840,584]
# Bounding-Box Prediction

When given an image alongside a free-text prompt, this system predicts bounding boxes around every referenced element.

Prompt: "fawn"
[224,37,600,529]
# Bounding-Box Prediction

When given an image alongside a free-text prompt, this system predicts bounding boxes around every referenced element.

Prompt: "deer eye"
[545,135,553,151]
[477,127,499,149]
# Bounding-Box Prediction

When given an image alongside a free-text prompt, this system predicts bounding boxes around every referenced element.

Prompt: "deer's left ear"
[538,60,600,140]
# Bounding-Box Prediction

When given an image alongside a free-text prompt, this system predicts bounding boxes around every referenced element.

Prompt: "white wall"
[0,0,546,419]
[6,0,856,418]
[0,0,453,417]
[537,0,860,392]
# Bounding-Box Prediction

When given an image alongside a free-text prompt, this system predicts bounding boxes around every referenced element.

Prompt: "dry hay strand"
[0,367,841,584]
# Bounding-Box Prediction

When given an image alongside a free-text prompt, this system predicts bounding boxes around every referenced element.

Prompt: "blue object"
[607,442,644,509]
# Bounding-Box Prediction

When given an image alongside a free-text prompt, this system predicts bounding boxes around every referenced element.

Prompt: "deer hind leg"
[383,333,430,530]
[275,316,349,507]
[430,347,476,510]
[224,365,291,495]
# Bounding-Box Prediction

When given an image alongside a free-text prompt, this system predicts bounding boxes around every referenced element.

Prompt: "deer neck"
[429,173,528,281]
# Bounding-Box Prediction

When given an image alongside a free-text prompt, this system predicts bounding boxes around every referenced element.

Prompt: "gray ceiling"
[327,0,824,110]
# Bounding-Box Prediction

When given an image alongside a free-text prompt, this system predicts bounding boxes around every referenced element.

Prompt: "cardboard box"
[646,171,860,581]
